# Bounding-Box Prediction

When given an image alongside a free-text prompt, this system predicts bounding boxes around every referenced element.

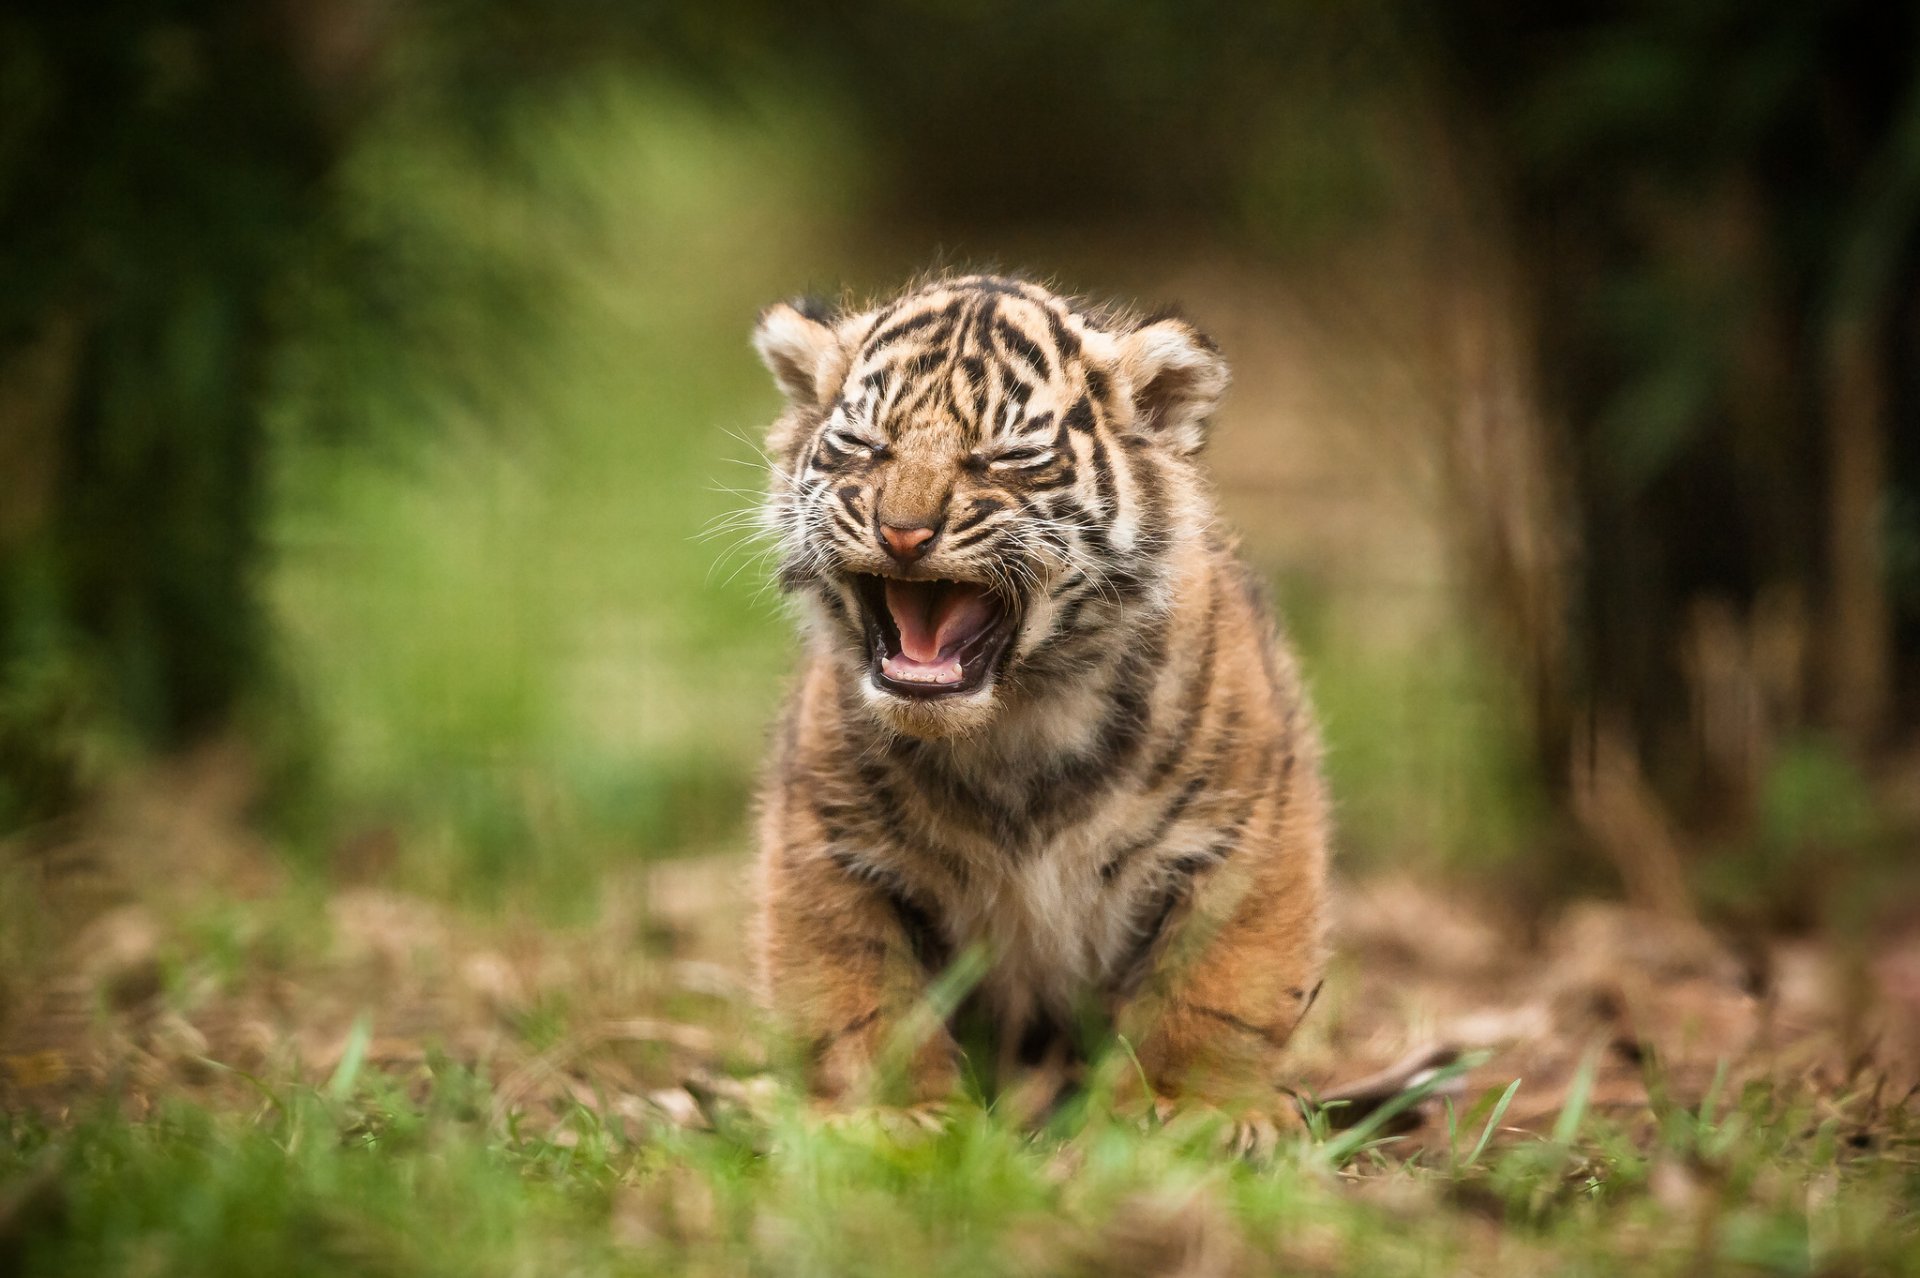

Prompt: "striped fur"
[750,274,1329,1114]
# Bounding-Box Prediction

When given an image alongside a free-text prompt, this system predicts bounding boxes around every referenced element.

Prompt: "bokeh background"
[6,0,1914,929]
[2,3,1919,1269]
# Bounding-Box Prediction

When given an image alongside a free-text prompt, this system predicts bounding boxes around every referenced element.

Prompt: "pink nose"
[880,523,937,563]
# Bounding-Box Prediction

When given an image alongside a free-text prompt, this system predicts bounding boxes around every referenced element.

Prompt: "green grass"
[5,1061,1915,1276]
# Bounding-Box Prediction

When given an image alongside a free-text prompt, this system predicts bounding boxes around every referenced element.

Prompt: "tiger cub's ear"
[753,299,843,411]
[1115,317,1230,456]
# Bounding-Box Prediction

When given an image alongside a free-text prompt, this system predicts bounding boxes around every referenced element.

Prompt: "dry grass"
[2,756,1915,1276]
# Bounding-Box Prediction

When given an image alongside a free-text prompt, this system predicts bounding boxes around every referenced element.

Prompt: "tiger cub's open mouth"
[852,574,1019,698]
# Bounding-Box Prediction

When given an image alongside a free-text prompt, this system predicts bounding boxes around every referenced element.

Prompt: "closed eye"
[823,429,886,457]
[987,446,1053,469]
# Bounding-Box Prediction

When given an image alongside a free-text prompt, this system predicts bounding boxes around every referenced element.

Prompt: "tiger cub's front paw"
[811,1100,954,1145]
[1153,1097,1305,1164]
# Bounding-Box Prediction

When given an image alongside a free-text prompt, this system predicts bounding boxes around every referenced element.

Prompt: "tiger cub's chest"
[910,787,1198,1017]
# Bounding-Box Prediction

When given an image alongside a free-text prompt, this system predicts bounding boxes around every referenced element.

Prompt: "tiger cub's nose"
[880,522,938,563]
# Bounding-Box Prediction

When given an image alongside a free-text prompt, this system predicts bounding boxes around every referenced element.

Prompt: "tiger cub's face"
[753,275,1228,738]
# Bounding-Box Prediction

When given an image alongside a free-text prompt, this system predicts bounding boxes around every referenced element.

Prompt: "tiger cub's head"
[753,274,1228,739]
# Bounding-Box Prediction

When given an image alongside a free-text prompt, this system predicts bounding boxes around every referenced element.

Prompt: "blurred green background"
[3,0,1917,927]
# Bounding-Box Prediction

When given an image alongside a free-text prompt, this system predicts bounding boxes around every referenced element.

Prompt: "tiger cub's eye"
[824,429,885,459]
[986,446,1052,471]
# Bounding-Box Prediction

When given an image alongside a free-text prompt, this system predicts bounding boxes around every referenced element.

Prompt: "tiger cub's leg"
[1111,847,1326,1154]
[758,843,961,1106]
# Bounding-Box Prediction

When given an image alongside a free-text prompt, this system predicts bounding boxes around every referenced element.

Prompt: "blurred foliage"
[1,0,1913,914]
[1697,734,1895,929]
[1280,579,1549,883]
[6,1038,1919,1275]
[710,0,1416,234]
[0,2,344,824]
[1424,0,1920,819]
[264,76,862,907]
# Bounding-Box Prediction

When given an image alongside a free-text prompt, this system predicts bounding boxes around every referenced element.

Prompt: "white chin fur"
[859,673,1000,739]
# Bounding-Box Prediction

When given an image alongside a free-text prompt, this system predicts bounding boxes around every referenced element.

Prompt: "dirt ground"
[5,761,1915,1158]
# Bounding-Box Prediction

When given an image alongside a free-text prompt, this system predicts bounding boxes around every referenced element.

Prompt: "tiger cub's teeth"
[882,656,965,685]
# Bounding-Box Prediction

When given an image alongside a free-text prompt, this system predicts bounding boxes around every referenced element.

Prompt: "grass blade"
[1551,1045,1601,1146]
[1465,1078,1521,1168]
[1112,1035,1159,1127]
[1320,1051,1487,1168]
[872,946,989,1102]
[1697,1058,1729,1128]
[327,1014,372,1103]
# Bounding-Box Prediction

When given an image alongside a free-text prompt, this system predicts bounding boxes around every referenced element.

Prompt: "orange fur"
[749,275,1329,1119]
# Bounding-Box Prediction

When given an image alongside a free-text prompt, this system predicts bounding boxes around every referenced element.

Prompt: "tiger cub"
[750,274,1328,1136]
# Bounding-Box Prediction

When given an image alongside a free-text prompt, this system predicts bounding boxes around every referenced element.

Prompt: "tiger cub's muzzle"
[850,572,1021,699]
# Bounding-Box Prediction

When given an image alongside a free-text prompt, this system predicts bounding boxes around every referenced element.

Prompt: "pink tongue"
[884,581,995,663]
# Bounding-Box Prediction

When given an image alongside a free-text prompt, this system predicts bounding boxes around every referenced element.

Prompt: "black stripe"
[836,1008,882,1038]
[886,889,951,975]
[888,740,1030,853]
[999,367,1034,407]
[962,357,990,421]
[1045,306,1082,360]
[1019,613,1169,833]
[858,300,901,343]
[809,1007,882,1064]
[1014,1008,1076,1068]
[1111,885,1185,997]
[1053,593,1092,637]
[868,301,959,351]
[903,348,944,376]
[1141,581,1223,786]
[1086,430,1116,514]
[828,507,865,542]
[887,364,950,422]
[1123,441,1167,548]
[809,794,856,844]
[1098,773,1208,883]
[945,498,1005,538]
[1187,1003,1288,1047]
[828,846,952,974]
[971,294,1001,360]
[1063,394,1095,433]
[994,316,1052,380]
[855,759,976,891]
[1103,811,1249,986]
